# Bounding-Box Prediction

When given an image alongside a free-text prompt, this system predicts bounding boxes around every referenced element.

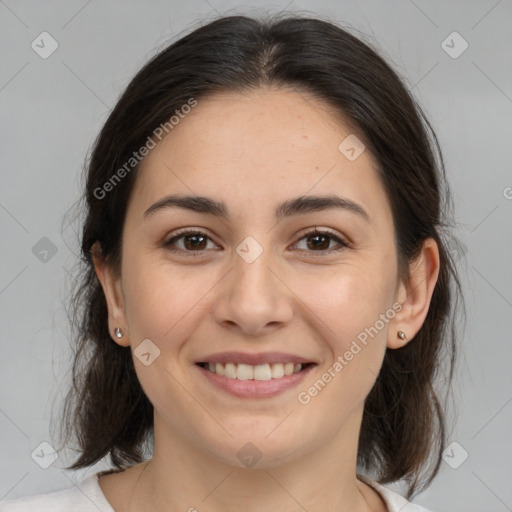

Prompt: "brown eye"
[182,233,208,250]
[306,233,331,250]
[164,230,217,254]
[294,229,348,254]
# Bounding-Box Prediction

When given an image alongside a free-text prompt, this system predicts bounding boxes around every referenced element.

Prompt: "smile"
[195,360,316,399]
[197,361,311,380]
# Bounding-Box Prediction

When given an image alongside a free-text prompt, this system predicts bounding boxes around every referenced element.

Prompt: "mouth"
[196,361,315,380]
[194,357,317,399]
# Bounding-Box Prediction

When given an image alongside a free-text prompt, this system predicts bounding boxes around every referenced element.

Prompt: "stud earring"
[397,330,407,342]
[114,327,124,339]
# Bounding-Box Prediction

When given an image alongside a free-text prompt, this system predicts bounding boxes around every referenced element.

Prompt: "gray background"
[1,1,511,511]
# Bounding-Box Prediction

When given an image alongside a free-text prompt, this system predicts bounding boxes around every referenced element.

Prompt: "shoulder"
[358,474,436,512]
[0,473,114,512]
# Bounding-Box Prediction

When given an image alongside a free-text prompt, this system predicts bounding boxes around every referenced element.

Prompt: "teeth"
[203,361,305,380]
[254,364,272,381]
[224,362,237,379]
[271,363,284,378]
[236,364,253,380]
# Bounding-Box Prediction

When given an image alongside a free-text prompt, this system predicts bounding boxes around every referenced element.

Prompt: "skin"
[93,87,440,512]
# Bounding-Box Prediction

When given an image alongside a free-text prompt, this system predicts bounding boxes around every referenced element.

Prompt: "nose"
[212,243,294,336]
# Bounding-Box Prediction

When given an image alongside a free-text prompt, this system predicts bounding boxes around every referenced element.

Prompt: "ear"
[388,237,440,349]
[91,242,130,347]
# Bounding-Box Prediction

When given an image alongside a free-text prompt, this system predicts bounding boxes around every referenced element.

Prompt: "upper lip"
[196,351,316,366]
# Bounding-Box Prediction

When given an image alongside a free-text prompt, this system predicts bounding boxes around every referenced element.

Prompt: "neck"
[125,409,382,512]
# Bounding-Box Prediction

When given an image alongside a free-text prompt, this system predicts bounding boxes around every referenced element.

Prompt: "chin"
[201,428,307,470]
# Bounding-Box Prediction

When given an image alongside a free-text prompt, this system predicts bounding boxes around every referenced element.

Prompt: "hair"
[55,13,463,498]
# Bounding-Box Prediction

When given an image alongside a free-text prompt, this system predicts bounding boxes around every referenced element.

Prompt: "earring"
[114,327,124,339]
[397,330,407,342]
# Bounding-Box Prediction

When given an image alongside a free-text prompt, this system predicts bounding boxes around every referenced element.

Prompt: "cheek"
[119,259,211,418]
[296,263,395,343]
[124,269,204,344]
[120,243,198,340]
[294,263,395,397]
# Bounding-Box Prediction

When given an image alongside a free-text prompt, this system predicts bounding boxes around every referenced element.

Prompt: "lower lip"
[195,364,316,399]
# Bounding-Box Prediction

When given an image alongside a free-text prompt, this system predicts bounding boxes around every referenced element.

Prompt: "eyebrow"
[144,194,370,223]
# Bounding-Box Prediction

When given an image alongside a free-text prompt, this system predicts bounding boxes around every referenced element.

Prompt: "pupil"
[185,234,207,250]
[308,234,329,250]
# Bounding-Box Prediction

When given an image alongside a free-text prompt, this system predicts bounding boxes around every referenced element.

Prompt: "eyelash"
[163,227,349,257]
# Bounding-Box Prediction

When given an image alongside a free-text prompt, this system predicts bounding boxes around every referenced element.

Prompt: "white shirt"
[0,472,434,511]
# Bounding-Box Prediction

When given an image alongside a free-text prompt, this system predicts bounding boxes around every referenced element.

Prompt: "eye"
[164,229,218,255]
[293,228,349,255]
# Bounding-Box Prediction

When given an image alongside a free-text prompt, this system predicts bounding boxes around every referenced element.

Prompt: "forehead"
[129,87,391,225]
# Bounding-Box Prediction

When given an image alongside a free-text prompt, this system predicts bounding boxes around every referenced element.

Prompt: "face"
[99,87,406,468]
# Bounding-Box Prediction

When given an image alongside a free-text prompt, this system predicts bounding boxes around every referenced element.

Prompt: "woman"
[0,13,461,512]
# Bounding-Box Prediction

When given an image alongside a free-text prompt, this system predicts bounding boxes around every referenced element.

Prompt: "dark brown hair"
[55,13,463,498]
